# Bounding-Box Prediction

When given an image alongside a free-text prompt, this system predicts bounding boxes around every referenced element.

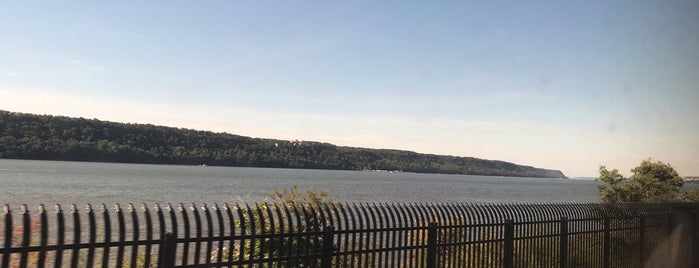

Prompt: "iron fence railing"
[1,202,697,267]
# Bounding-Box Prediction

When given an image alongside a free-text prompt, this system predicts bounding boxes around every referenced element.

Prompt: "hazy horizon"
[2,1,698,177]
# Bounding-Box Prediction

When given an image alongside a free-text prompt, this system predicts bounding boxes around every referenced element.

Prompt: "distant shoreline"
[0,157,568,180]
[0,110,568,179]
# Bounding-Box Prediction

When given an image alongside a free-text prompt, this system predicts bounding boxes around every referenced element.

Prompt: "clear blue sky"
[1,1,698,177]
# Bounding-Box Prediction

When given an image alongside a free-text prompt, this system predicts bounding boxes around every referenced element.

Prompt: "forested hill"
[0,110,566,178]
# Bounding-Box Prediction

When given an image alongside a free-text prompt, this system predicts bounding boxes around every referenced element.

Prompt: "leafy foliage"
[0,110,566,178]
[598,158,684,203]
[212,187,336,267]
[682,189,699,201]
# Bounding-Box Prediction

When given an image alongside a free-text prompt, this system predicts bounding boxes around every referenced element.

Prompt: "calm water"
[0,159,601,208]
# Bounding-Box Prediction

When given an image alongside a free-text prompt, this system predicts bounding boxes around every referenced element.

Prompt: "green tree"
[683,189,699,201]
[598,158,683,203]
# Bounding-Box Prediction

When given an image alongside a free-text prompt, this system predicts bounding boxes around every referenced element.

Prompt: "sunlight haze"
[1,1,698,177]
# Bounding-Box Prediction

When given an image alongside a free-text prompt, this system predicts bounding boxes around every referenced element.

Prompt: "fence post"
[321,225,335,268]
[639,214,646,268]
[692,212,698,268]
[426,222,438,268]
[560,217,568,268]
[158,232,177,268]
[503,219,514,268]
[603,216,610,268]
[2,206,11,268]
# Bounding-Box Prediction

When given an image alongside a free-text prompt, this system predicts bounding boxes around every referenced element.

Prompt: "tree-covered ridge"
[0,110,566,178]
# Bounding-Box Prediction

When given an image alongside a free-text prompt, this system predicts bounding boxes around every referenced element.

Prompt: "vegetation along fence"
[2,202,698,267]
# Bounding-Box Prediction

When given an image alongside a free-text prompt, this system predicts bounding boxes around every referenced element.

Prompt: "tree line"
[0,110,566,178]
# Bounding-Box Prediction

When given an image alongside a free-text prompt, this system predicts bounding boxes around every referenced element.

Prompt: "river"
[1,159,601,208]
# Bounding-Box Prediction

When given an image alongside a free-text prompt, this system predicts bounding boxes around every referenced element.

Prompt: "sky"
[1,1,698,178]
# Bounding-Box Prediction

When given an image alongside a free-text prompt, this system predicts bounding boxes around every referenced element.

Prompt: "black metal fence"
[1,202,698,267]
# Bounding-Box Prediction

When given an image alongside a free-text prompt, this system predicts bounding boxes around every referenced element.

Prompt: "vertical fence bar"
[433,203,448,267]
[116,204,126,268]
[665,212,673,264]
[100,204,111,268]
[86,205,96,268]
[426,222,437,268]
[560,217,568,268]
[399,204,412,268]
[167,204,179,266]
[245,204,257,264]
[639,214,646,268]
[603,216,610,268]
[375,204,386,268]
[155,205,168,266]
[367,204,379,267]
[191,204,202,265]
[466,205,477,268]
[446,203,456,267]
[56,205,66,268]
[70,205,81,268]
[213,204,225,266]
[334,204,348,268]
[129,204,140,268]
[37,205,48,267]
[255,203,266,265]
[692,212,698,268]
[321,225,334,268]
[159,232,177,268]
[223,203,235,268]
[155,204,167,266]
[485,205,497,268]
[203,204,214,266]
[179,204,190,266]
[283,203,296,266]
[503,219,514,268]
[143,204,154,267]
[265,203,276,267]
[385,204,398,267]
[235,203,246,264]
[1,206,10,268]
[347,203,359,268]
[19,206,30,268]
[351,203,364,267]
[414,203,428,267]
